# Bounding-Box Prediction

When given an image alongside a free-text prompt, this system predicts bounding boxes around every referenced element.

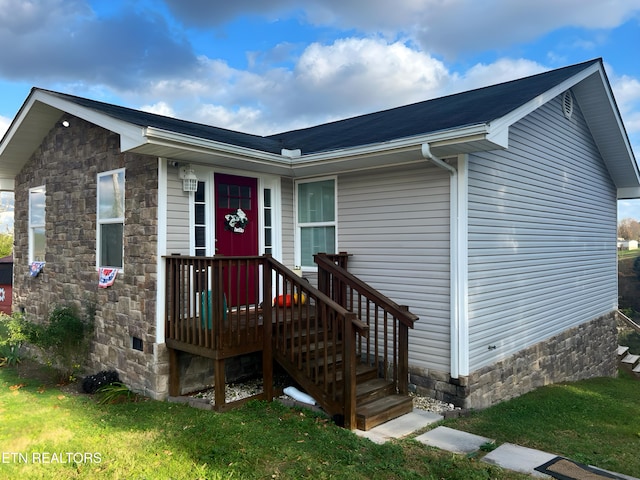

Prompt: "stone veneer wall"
[13,114,167,398]
[409,312,618,409]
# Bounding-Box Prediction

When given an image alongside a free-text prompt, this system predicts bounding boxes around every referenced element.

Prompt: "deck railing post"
[262,256,274,402]
[398,306,410,394]
[343,312,358,430]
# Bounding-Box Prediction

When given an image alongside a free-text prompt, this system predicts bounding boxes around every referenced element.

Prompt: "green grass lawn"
[2,363,639,479]
[0,363,528,480]
[443,371,640,478]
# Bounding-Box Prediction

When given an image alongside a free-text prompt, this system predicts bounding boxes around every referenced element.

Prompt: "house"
[618,239,639,250]
[0,58,638,425]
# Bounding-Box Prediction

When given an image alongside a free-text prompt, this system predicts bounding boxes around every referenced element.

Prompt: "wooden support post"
[343,313,358,430]
[214,358,225,411]
[398,306,410,395]
[168,348,180,397]
[262,257,274,402]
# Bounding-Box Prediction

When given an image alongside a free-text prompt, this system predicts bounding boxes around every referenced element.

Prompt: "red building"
[0,254,13,315]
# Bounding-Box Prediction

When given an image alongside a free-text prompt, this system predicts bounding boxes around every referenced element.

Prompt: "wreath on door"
[224,208,249,233]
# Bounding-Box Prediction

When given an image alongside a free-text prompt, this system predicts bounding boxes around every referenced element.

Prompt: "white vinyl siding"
[467,94,618,372]
[281,177,295,268]
[166,167,191,255]
[337,164,451,372]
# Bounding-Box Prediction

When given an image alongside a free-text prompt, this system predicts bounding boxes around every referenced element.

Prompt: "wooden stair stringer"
[274,312,415,430]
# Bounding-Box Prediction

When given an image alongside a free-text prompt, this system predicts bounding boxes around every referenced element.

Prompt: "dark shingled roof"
[41,89,284,154]
[41,59,600,156]
[268,59,601,154]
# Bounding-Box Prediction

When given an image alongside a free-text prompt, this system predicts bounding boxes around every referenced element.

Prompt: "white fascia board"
[0,178,15,191]
[31,90,147,152]
[143,127,290,166]
[488,62,602,136]
[290,124,491,167]
[618,187,640,200]
[0,93,40,158]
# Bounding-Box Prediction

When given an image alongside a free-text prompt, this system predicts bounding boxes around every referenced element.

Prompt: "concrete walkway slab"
[415,426,493,454]
[355,409,443,444]
[482,443,556,478]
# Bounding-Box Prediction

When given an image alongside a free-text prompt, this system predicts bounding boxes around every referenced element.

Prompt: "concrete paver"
[355,409,442,444]
[355,410,640,480]
[414,426,493,454]
[481,443,556,478]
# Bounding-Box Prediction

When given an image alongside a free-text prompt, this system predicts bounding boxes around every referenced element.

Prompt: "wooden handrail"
[314,253,418,329]
[618,310,640,334]
[263,255,367,429]
[314,252,418,396]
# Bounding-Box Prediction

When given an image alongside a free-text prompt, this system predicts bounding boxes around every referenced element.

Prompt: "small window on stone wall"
[97,169,125,269]
[29,186,46,263]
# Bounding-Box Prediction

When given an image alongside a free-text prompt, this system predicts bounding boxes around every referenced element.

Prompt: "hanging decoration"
[224,208,249,233]
[98,267,118,288]
[30,262,45,277]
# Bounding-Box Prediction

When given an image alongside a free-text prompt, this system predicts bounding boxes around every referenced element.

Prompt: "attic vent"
[562,90,574,119]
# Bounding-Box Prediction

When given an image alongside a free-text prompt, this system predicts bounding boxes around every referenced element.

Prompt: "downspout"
[421,144,464,379]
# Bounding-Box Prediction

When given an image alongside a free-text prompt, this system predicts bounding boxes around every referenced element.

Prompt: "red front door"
[215,173,259,306]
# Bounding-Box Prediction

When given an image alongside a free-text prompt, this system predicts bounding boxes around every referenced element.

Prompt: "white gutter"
[421,144,468,379]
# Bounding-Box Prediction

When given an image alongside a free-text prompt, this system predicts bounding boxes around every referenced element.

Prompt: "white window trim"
[97,168,125,271]
[190,178,211,256]
[259,176,282,261]
[28,185,46,264]
[294,176,338,272]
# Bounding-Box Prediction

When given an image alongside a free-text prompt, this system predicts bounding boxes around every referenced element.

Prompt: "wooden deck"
[164,254,418,430]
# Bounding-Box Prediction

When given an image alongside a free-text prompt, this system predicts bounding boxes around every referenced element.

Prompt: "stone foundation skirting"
[409,312,619,409]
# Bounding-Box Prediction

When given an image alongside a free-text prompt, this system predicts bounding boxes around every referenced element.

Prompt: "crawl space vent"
[562,90,574,119]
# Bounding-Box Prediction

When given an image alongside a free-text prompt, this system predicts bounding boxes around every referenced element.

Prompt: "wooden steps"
[282,328,413,430]
[356,393,414,431]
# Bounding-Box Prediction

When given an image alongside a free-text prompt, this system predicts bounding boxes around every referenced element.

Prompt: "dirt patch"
[15,359,83,395]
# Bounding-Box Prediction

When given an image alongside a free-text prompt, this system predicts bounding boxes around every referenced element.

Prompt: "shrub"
[27,305,94,382]
[96,382,138,404]
[0,312,28,366]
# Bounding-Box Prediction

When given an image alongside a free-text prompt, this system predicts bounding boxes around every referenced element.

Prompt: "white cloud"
[140,101,176,118]
[0,115,11,140]
[611,74,640,133]
[163,0,640,59]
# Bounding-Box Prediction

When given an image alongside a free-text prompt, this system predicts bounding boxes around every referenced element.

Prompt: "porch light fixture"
[179,165,198,192]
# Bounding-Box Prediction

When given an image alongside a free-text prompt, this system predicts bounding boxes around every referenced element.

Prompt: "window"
[97,169,125,269]
[263,188,273,255]
[194,181,207,256]
[296,178,336,267]
[29,186,46,263]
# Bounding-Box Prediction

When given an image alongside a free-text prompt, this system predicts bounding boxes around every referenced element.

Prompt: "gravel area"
[190,379,458,415]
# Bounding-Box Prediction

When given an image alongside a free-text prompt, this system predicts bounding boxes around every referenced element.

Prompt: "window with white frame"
[97,169,125,269]
[263,188,273,255]
[29,186,46,263]
[194,181,207,256]
[296,178,336,268]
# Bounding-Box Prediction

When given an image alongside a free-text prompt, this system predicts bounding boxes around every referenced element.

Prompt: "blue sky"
[1,0,639,223]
